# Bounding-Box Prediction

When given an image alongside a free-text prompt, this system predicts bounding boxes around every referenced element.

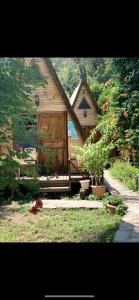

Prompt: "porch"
[17,158,89,193]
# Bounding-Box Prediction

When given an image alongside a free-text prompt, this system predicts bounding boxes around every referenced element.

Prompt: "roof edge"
[71,79,99,112]
[44,58,85,141]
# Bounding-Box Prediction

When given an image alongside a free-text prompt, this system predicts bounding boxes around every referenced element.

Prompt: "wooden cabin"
[5,58,98,192]
[70,80,98,138]
[17,58,98,176]
[21,58,85,175]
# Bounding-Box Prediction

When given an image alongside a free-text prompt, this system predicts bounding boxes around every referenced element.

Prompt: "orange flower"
[123,111,128,118]
[124,76,129,83]
[112,133,119,139]
[105,80,112,88]
[123,92,128,97]
[120,120,125,125]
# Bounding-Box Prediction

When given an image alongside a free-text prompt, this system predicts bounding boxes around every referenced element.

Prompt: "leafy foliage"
[110,160,139,191]
[108,196,123,206]
[75,140,109,177]
[116,204,128,216]
[0,58,47,199]
[51,57,110,99]
[89,58,139,162]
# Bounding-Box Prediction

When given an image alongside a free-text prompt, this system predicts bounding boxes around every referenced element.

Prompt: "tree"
[0,58,47,199]
[51,57,110,99]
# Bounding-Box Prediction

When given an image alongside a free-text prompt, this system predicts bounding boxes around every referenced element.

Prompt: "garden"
[0,57,139,243]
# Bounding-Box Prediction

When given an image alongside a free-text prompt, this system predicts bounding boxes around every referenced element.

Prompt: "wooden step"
[39,180,69,187]
[40,186,71,193]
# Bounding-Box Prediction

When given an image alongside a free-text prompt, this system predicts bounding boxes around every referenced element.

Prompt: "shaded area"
[115,220,139,242]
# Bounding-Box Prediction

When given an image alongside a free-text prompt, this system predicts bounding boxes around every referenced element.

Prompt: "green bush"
[103,194,124,206]
[108,196,123,206]
[116,204,128,216]
[87,194,99,201]
[110,160,139,192]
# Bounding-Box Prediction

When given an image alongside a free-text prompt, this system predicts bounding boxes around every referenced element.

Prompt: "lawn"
[0,202,121,242]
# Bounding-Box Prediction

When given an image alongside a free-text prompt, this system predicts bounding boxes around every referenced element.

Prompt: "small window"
[78,97,91,109]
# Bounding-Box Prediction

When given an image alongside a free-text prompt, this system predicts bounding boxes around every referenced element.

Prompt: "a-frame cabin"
[70,80,98,138]
[23,58,85,175]
[12,59,99,192]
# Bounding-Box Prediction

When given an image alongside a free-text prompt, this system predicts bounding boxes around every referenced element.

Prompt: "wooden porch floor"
[17,174,89,193]
[19,174,85,183]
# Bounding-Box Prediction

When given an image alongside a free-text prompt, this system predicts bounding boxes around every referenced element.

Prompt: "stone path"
[114,200,139,242]
[104,170,139,242]
[104,170,139,200]
[41,199,103,209]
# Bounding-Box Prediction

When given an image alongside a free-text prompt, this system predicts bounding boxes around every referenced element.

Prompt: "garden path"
[38,199,103,209]
[104,170,139,242]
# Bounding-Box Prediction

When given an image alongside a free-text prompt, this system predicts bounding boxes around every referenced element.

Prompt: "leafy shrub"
[75,141,109,178]
[72,194,81,200]
[87,194,100,201]
[111,160,139,191]
[108,196,123,206]
[19,179,39,197]
[116,204,128,216]
[103,192,110,200]
[103,194,124,206]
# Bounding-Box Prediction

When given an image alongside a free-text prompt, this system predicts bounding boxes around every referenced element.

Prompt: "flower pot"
[80,188,90,199]
[90,185,106,198]
[79,180,90,190]
[106,203,116,214]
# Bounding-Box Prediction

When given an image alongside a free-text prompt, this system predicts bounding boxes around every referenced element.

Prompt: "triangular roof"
[70,79,98,112]
[44,58,85,140]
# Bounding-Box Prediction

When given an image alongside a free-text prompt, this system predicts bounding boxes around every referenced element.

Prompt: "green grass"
[0,202,121,242]
[110,160,139,192]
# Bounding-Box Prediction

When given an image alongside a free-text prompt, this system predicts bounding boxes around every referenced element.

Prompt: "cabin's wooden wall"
[34,58,84,173]
[74,84,98,126]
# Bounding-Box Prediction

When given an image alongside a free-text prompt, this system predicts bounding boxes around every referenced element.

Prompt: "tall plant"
[75,141,109,185]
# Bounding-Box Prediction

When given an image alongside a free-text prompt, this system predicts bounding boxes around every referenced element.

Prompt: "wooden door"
[38,112,68,173]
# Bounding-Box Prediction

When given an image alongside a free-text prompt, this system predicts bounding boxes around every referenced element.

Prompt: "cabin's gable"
[71,81,98,127]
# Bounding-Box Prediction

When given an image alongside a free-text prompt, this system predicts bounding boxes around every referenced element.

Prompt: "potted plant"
[79,179,90,190]
[104,195,127,215]
[75,142,109,198]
